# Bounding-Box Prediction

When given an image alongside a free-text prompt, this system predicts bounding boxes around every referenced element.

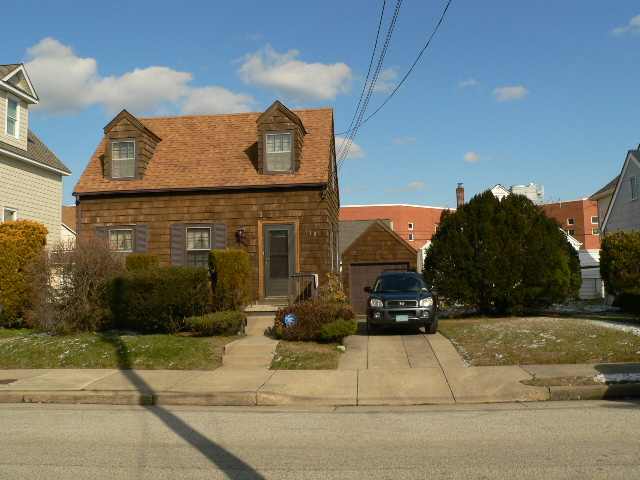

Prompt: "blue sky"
[5,1,640,207]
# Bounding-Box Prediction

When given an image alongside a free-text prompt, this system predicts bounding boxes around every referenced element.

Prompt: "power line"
[338,0,403,170]
[336,0,387,160]
[337,0,453,139]
[359,0,454,127]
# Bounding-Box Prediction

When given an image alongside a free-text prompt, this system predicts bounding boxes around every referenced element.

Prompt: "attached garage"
[340,220,418,314]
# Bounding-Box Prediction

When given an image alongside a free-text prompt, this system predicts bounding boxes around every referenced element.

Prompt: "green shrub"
[0,220,48,326]
[271,300,355,341]
[423,192,581,314]
[319,318,357,342]
[126,253,159,271]
[186,311,246,336]
[601,231,640,297]
[108,267,210,333]
[209,249,253,310]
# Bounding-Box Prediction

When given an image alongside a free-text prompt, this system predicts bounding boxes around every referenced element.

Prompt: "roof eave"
[0,146,70,176]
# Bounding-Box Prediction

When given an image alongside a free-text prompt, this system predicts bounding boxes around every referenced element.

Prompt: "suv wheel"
[425,318,438,335]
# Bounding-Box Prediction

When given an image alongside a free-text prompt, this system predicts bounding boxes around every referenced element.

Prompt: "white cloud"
[335,136,365,159]
[238,45,352,101]
[493,85,529,102]
[182,87,255,114]
[373,68,398,94]
[392,136,417,145]
[464,151,480,163]
[612,14,640,35]
[25,37,253,115]
[458,78,479,88]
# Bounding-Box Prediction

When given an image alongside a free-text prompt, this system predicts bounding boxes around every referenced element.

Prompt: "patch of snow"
[587,320,640,337]
[594,373,640,384]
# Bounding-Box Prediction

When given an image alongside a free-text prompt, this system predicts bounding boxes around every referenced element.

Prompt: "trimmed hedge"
[186,311,246,336]
[0,220,48,325]
[601,231,640,313]
[319,318,358,342]
[209,249,253,310]
[107,267,210,333]
[126,254,159,271]
[271,300,356,342]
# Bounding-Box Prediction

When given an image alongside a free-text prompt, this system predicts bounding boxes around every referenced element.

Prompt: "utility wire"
[337,0,387,160]
[337,0,453,137]
[338,0,403,170]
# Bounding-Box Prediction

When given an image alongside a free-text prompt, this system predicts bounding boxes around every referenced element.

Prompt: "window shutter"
[212,223,227,249]
[170,223,186,265]
[95,227,108,246]
[135,224,148,253]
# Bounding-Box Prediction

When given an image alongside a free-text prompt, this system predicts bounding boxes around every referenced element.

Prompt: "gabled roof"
[258,100,307,134]
[339,219,391,254]
[589,175,620,201]
[0,131,70,175]
[0,63,38,103]
[104,109,162,142]
[601,149,640,232]
[61,205,76,232]
[75,107,334,195]
[342,219,418,259]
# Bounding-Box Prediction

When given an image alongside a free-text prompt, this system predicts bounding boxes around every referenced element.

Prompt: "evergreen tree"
[424,191,580,314]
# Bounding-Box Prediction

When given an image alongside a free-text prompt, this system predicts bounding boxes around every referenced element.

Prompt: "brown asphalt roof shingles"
[74,108,334,195]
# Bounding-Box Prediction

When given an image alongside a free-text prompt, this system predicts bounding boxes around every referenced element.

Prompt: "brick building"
[541,198,600,250]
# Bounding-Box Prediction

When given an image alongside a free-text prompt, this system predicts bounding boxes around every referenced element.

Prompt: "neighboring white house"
[61,205,77,247]
[597,147,640,234]
[561,229,604,299]
[0,63,70,246]
[490,182,544,204]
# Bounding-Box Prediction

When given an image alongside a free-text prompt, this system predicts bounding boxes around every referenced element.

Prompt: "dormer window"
[111,140,135,178]
[265,132,292,172]
[6,97,18,138]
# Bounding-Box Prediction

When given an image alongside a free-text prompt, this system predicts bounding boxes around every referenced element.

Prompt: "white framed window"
[567,218,575,225]
[568,229,576,236]
[1,207,18,222]
[6,96,19,138]
[591,216,599,224]
[265,132,293,172]
[108,229,133,252]
[592,228,600,235]
[632,176,639,201]
[186,227,211,268]
[408,232,414,241]
[408,222,414,231]
[111,140,136,179]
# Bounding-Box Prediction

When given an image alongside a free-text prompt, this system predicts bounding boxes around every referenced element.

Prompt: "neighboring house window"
[567,218,575,225]
[408,222,414,231]
[112,140,136,178]
[592,228,600,235]
[632,176,639,201]
[108,229,133,252]
[591,216,598,224]
[265,133,292,172]
[434,224,439,232]
[2,207,17,222]
[568,229,576,236]
[186,227,211,268]
[6,97,18,138]
[408,232,414,241]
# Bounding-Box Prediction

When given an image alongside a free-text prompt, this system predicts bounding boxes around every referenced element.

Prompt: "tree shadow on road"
[98,332,265,480]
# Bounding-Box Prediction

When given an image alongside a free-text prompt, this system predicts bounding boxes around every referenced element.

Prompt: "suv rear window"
[373,274,426,293]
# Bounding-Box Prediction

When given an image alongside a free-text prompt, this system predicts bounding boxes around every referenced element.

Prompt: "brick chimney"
[456,183,465,208]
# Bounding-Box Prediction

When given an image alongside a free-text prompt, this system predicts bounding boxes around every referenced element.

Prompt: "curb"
[1,391,153,405]
[548,383,640,401]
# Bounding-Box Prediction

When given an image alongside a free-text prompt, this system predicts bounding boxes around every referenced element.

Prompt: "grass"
[271,341,340,370]
[439,317,640,366]
[522,376,599,387]
[0,328,234,369]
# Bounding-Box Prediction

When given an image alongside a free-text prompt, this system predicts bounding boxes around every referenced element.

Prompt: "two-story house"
[74,101,339,302]
[593,146,640,234]
[0,63,70,245]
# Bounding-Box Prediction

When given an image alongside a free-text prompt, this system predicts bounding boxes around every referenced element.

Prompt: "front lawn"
[271,341,340,370]
[0,328,234,370]
[439,317,640,366]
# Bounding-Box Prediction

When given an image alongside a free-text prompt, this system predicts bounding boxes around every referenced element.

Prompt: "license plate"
[395,315,409,322]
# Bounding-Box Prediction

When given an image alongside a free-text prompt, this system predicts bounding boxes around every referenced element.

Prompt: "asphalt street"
[0,401,638,479]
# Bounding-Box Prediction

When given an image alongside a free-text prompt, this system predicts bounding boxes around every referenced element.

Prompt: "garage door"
[349,263,409,314]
